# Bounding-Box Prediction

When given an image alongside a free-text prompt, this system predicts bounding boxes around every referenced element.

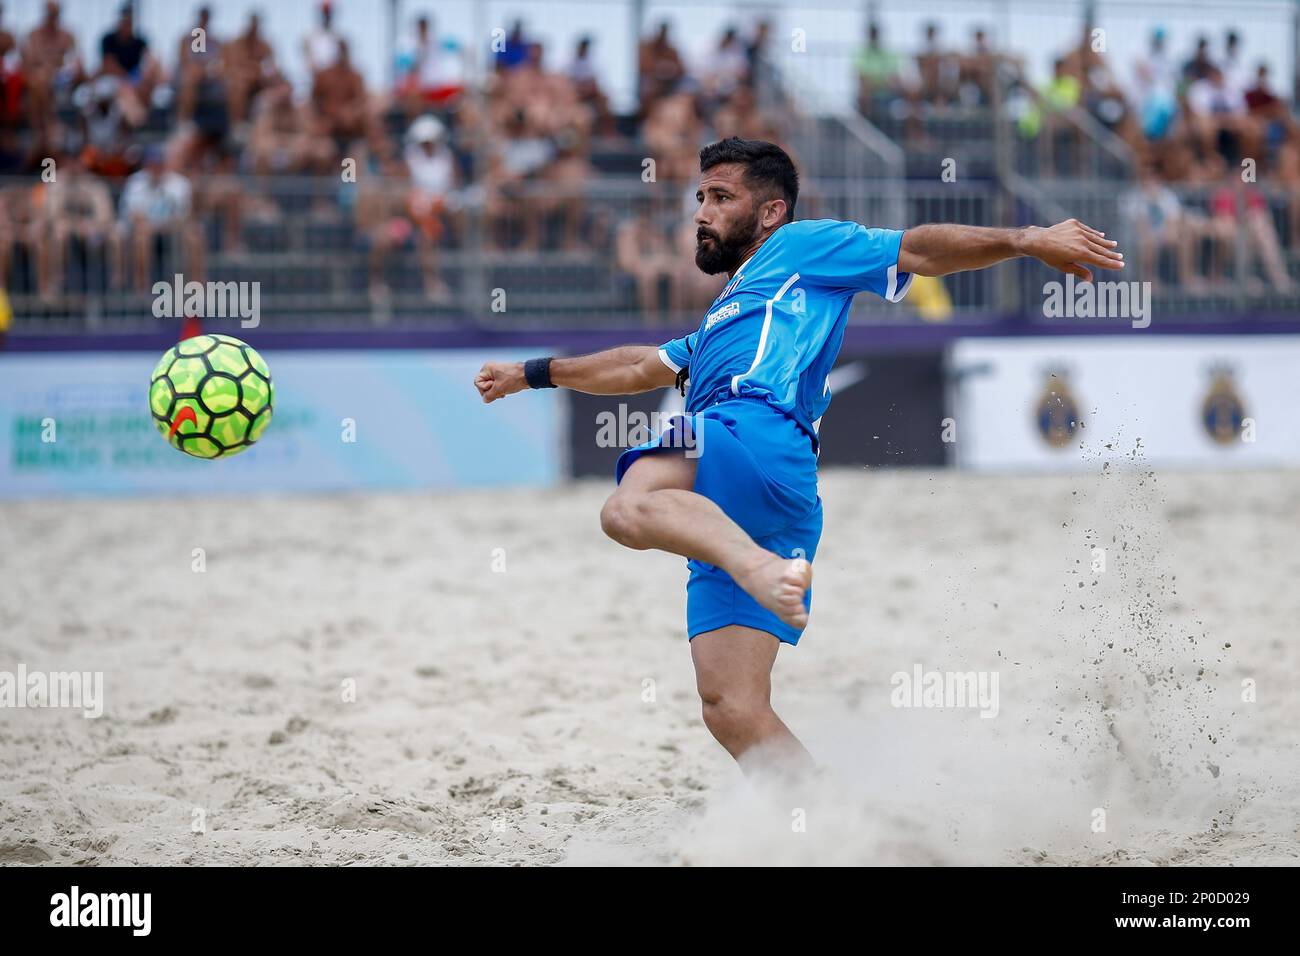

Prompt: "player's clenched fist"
[475,361,526,403]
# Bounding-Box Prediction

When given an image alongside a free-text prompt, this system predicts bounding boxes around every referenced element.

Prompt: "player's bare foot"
[733,553,812,631]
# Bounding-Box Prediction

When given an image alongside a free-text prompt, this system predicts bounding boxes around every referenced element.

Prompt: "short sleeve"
[657,330,698,374]
[794,220,913,302]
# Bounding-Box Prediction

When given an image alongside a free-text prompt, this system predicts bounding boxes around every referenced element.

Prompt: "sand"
[1,464,1297,866]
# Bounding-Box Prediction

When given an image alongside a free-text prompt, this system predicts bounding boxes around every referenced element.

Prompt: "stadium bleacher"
[1,0,1299,340]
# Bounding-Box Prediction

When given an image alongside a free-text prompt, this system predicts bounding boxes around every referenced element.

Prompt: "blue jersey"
[657,218,912,444]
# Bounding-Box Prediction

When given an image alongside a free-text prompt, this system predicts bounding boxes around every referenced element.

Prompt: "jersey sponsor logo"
[704,301,741,329]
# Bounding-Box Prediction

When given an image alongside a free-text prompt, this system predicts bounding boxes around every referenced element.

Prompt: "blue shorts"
[615,398,822,645]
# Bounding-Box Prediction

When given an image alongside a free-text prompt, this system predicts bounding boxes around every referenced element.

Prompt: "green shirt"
[855,45,901,83]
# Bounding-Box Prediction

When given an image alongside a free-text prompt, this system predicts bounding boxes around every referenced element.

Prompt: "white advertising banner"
[948,336,1300,471]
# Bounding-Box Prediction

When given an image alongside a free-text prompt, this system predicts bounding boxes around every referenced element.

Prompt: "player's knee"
[699,688,767,747]
[600,492,648,549]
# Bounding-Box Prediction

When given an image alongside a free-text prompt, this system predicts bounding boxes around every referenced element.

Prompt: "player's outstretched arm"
[898,218,1124,282]
[475,346,676,403]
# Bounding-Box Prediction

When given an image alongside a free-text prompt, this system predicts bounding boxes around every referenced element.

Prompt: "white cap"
[407,115,446,145]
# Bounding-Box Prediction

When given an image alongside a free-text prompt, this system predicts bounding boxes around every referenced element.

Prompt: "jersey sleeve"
[657,330,698,374]
[795,220,913,302]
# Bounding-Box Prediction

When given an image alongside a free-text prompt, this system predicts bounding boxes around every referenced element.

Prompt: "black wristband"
[523,357,557,389]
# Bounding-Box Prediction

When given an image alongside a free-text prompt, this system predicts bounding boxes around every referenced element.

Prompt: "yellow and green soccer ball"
[149,334,274,458]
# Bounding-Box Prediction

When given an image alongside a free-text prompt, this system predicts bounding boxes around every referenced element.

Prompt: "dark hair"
[699,137,799,222]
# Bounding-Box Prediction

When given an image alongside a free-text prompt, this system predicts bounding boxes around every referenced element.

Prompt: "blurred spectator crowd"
[0,0,782,323]
[854,19,1299,295]
[3,1,1294,326]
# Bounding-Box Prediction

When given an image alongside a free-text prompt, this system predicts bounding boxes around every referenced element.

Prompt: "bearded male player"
[475,137,1123,774]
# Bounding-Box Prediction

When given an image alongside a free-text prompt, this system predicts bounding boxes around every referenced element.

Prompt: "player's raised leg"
[691,625,813,772]
[599,451,812,630]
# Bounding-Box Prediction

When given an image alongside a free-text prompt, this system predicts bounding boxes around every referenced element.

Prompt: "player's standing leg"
[691,625,813,772]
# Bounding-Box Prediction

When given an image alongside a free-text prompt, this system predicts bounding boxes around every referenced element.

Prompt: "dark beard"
[694,214,758,275]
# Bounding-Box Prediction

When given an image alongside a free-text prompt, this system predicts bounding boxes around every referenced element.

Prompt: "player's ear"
[762,198,787,229]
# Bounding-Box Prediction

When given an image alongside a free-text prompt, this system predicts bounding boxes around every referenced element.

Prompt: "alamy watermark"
[595,408,704,458]
[890,663,999,718]
[1043,275,1151,329]
[50,886,150,936]
[0,664,103,718]
[152,273,260,328]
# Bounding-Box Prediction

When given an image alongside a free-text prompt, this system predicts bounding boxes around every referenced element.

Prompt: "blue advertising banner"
[0,350,561,498]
